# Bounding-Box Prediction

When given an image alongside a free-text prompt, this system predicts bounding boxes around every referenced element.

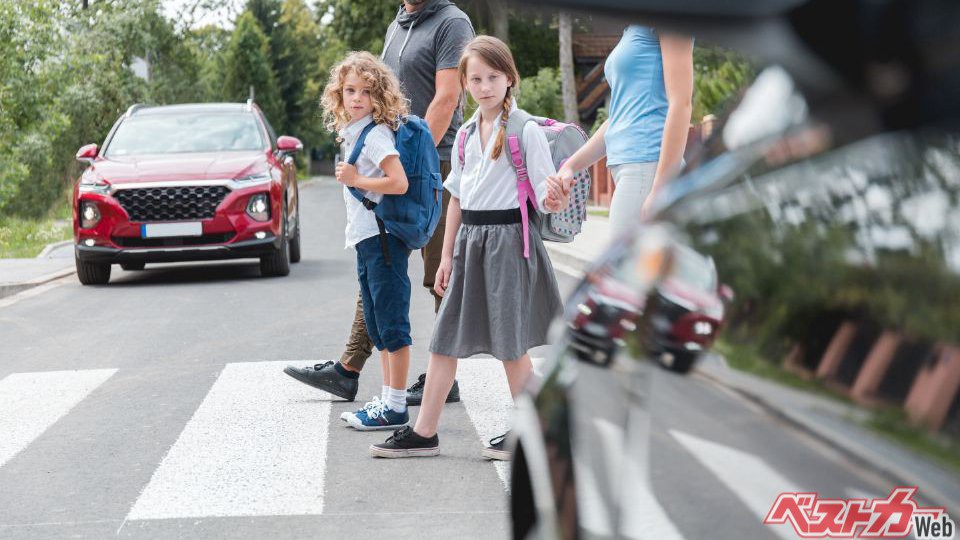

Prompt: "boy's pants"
[356,233,412,352]
[340,161,451,369]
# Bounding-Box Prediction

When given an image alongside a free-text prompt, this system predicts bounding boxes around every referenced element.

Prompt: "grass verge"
[0,202,72,259]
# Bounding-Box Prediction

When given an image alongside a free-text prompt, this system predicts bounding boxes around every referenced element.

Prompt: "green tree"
[693,47,756,121]
[517,68,564,120]
[316,0,397,53]
[273,0,322,142]
[509,15,558,78]
[222,11,283,122]
[246,0,283,36]
[185,25,232,102]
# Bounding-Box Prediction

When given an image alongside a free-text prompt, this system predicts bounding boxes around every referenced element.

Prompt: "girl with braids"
[371,36,570,459]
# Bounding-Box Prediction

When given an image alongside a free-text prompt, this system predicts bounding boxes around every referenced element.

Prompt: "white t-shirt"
[339,115,400,249]
[444,103,557,212]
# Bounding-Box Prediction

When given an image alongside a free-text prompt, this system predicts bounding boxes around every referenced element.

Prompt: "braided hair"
[457,36,521,161]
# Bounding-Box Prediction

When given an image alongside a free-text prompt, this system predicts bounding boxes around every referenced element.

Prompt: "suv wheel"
[76,253,111,285]
[260,203,291,277]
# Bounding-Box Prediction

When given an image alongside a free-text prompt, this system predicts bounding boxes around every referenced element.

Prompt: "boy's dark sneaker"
[345,401,409,431]
[481,431,512,461]
[370,426,440,458]
[283,361,358,401]
[405,373,461,406]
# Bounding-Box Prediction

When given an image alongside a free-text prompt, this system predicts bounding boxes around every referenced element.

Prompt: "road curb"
[37,240,73,259]
[0,266,75,300]
[695,368,960,515]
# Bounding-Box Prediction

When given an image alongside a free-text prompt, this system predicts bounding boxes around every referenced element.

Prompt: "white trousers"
[609,162,658,237]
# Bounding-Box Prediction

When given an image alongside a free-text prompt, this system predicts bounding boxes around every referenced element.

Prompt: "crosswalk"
[0,369,117,468]
[0,360,895,539]
[127,362,332,520]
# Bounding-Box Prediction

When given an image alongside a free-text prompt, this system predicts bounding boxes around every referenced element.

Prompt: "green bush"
[517,67,564,120]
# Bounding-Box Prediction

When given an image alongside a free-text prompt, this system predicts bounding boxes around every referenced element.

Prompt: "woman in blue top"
[553,26,693,235]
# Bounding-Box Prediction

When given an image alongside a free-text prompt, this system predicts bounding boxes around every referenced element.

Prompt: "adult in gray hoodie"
[284,1,473,405]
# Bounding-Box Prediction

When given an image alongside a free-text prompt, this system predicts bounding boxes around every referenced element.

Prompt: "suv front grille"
[115,185,230,222]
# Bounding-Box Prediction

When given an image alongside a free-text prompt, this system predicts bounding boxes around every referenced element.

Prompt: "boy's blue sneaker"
[345,401,409,431]
[340,396,383,423]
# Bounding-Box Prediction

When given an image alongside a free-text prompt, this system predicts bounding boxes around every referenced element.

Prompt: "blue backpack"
[347,116,443,255]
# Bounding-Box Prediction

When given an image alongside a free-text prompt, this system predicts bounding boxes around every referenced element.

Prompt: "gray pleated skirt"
[429,217,563,361]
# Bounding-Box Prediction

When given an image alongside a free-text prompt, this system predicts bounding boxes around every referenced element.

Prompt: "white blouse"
[444,103,557,213]
[338,115,400,249]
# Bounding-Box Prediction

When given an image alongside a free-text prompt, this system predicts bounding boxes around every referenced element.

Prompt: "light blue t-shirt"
[604,25,667,166]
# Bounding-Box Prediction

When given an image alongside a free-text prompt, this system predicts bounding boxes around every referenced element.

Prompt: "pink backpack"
[456,109,592,258]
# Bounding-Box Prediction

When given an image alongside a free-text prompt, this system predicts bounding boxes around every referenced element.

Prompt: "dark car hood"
[86,151,269,184]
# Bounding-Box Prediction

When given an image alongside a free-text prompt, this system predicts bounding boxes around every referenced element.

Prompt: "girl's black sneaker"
[370,426,440,458]
[481,432,512,461]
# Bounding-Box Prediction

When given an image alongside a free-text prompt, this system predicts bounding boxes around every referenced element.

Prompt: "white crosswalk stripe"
[671,429,803,540]
[0,361,867,538]
[126,361,332,520]
[0,369,117,469]
[456,357,517,489]
[455,356,550,489]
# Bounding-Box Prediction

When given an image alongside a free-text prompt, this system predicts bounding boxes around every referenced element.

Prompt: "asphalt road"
[0,179,913,539]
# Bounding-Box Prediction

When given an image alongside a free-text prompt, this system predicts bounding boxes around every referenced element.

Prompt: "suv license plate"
[142,222,202,238]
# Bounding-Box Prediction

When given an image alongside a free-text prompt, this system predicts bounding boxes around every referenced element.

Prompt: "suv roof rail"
[124,103,146,117]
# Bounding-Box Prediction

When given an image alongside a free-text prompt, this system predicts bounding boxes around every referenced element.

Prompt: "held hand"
[550,164,575,185]
[434,257,453,297]
[335,162,359,187]
[545,175,573,212]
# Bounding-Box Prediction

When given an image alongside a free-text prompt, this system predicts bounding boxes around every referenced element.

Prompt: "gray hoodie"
[381,1,474,161]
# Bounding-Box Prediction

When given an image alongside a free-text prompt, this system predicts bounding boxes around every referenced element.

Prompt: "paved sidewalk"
[546,213,960,515]
[0,241,75,299]
[544,212,612,274]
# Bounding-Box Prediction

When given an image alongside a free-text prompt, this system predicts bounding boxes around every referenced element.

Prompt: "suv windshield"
[105,112,265,156]
[670,246,717,292]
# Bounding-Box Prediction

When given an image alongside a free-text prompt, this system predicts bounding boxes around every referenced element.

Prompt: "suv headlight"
[79,176,110,194]
[80,200,101,228]
[246,193,270,221]
[238,172,272,184]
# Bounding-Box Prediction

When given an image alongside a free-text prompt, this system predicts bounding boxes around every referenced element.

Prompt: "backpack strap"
[346,121,392,266]
[505,110,539,259]
[346,121,379,209]
[457,129,468,167]
[455,120,477,172]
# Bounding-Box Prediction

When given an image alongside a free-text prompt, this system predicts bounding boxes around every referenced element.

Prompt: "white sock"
[381,385,390,403]
[386,387,407,412]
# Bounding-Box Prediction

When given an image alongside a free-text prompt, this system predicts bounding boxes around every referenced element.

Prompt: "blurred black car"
[509,0,960,538]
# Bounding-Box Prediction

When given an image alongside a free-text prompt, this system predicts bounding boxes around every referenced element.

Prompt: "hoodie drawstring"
[380,6,404,61]
[380,5,418,62]
[397,18,416,61]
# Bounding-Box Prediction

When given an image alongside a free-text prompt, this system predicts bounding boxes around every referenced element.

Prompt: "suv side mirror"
[718,284,735,303]
[76,143,98,163]
[277,136,303,154]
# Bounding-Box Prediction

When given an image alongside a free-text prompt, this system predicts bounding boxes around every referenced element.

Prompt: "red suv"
[72,102,303,285]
